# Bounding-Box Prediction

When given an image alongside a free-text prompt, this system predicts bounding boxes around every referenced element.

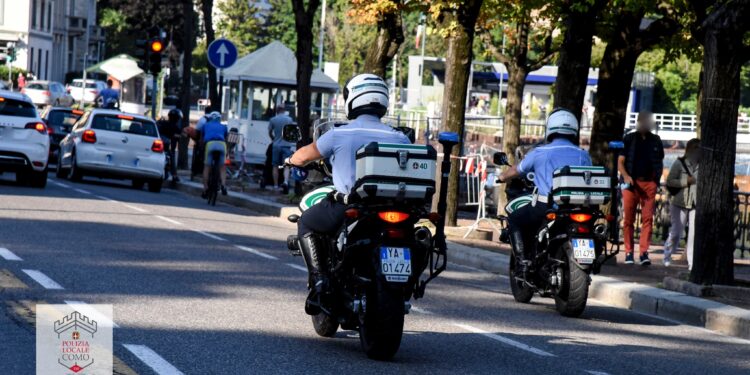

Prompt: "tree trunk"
[589,13,642,167]
[553,1,604,121]
[503,64,529,165]
[363,3,404,78]
[292,0,321,145]
[690,8,748,285]
[201,0,219,107]
[178,0,195,170]
[695,65,704,137]
[440,0,483,227]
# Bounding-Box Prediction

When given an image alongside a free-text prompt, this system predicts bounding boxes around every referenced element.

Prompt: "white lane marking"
[453,323,555,357]
[286,263,308,272]
[123,344,184,375]
[94,194,116,202]
[21,269,64,290]
[50,180,70,188]
[155,215,184,226]
[122,204,148,213]
[73,188,91,195]
[585,371,611,375]
[410,306,433,315]
[0,247,23,261]
[64,301,120,328]
[190,229,227,242]
[234,245,278,260]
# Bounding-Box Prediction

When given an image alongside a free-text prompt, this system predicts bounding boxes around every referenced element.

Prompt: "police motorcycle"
[494,151,617,317]
[286,128,459,360]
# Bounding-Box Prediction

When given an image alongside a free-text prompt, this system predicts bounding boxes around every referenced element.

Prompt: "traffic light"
[148,38,164,75]
[135,39,148,70]
[8,44,15,62]
[135,27,165,74]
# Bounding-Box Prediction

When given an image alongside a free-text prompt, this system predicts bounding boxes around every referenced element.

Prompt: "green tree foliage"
[636,49,701,113]
[216,0,264,56]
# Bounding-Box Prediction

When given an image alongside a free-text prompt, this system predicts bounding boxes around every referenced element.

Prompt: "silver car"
[56,109,166,192]
[23,81,74,107]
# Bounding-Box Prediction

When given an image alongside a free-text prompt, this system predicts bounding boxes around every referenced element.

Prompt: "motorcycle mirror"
[282,124,301,143]
[438,131,459,146]
[493,152,510,166]
[527,172,536,182]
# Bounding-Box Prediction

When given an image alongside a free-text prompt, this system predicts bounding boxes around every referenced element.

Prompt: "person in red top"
[618,111,665,266]
[16,73,25,92]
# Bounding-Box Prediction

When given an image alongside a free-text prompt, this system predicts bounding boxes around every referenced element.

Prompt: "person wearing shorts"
[201,112,228,196]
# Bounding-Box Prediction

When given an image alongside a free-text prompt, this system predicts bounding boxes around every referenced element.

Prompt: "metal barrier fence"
[625,112,750,133]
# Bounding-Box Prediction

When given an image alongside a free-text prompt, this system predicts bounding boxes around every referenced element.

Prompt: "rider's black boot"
[510,229,531,279]
[298,233,329,315]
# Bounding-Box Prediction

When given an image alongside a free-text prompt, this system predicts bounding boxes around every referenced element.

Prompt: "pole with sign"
[207,39,238,113]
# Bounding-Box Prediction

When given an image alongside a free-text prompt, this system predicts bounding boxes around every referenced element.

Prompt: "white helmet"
[343,73,389,120]
[208,111,222,122]
[545,108,579,141]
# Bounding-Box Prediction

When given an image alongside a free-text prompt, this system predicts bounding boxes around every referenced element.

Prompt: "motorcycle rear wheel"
[311,312,339,337]
[359,280,404,360]
[509,253,534,303]
[554,243,589,317]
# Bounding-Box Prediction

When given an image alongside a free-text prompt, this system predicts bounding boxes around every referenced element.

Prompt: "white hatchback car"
[56,109,165,192]
[0,90,49,187]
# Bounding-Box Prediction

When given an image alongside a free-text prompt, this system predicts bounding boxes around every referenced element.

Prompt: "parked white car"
[23,80,74,107]
[0,90,49,187]
[67,79,106,104]
[56,109,165,192]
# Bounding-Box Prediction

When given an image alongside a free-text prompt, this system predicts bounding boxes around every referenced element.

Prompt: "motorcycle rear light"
[25,122,47,134]
[384,228,406,239]
[151,139,164,153]
[345,208,360,219]
[546,212,556,221]
[576,225,591,234]
[82,130,97,143]
[379,211,410,223]
[570,213,593,223]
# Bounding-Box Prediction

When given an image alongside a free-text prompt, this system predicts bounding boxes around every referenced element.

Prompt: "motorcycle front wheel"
[553,242,589,317]
[359,280,404,360]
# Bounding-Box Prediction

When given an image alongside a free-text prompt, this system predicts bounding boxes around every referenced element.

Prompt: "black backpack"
[667,157,691,196]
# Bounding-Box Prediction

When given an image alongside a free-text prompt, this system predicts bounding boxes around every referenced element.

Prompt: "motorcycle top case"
[353,142,437,201]
[551,166,611,206]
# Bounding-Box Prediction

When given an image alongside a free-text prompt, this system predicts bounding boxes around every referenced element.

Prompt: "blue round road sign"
[207,39,238,69]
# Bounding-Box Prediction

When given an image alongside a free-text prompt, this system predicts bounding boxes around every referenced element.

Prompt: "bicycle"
[206,150,222,206]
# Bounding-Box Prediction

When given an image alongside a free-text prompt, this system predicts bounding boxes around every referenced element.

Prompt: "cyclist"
[201,111,228,198]
[157,109,183,182]
[284,74,410,314]
[498,108,592,277]
[96,79,120,109]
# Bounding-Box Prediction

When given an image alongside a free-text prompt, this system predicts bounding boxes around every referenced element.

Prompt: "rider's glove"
[283,157,295,167]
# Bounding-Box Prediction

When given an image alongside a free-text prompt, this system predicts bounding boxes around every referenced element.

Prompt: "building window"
[47,1,51,31]
[36,48,41,76]
[29,47,34,72]
[0,0,5,26]
[40,0,45,31]
[31,0,37,29]
[45,50,49,80]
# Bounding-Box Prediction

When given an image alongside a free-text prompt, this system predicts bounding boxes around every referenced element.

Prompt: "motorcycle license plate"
[380,247,412,283]
[572,239,595,264]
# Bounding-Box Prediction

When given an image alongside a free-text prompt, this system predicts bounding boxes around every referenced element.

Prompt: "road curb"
[172,180,750,341]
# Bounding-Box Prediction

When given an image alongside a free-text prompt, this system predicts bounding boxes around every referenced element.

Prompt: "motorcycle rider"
[156,108,183,182]
[284,74,410,314]
[498,108,592,277]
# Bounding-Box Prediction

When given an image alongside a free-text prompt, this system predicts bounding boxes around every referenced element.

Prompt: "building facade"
[0,0,104,83]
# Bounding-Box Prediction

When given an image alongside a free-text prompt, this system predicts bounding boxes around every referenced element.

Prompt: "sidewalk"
[169,176,750,341]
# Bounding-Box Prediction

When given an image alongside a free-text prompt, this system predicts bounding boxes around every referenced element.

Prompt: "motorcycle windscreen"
[298,185,336,211]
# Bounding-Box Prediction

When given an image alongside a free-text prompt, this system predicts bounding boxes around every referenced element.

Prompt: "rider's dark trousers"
[508,201,549,258]
[297,197,347,237]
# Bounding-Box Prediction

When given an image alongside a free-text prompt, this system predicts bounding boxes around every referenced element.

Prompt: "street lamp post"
[79,21,91,108]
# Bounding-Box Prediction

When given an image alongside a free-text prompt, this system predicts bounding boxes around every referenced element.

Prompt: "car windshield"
[26,83,48,90]
[47,110,82,130]
[91,114,157,137]
[0,98,37,118]
[72,81,98,89]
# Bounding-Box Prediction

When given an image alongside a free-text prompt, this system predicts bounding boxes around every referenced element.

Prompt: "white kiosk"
[85,54,147,115]
[222,41,339,165]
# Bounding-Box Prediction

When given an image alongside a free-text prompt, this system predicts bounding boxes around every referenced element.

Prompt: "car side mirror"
[282,124,301,143]
[493,152,509,166]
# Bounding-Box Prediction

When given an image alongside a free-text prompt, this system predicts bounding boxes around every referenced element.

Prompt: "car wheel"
[147,179,162,193]
[68,152,83,182]
[132,179,145,190]
[28,169,47,188]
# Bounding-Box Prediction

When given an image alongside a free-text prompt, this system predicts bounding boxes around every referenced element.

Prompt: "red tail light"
[345,208,360,219]
[25,122,47,134]
[151,139,164,153]
[576,225,591,234]
[378,211,410,224]
[570,213,593,223]
[384,228,406,239]
[82,129,96,143]
[42,91,51,96]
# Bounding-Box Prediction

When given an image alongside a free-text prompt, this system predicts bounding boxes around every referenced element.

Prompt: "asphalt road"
[1,172,749,375]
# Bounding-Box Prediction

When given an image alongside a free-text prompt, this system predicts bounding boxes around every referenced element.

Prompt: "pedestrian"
[664,138,700,268]
[618,111,665,266]
[268,106,295,194]
[17,72,25,92]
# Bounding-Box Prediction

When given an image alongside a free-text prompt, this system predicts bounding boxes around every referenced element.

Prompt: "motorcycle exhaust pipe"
[594,224,607,236]
[414,227,432,248]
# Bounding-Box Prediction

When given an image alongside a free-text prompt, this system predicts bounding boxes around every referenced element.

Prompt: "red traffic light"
[150,40,163,53]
